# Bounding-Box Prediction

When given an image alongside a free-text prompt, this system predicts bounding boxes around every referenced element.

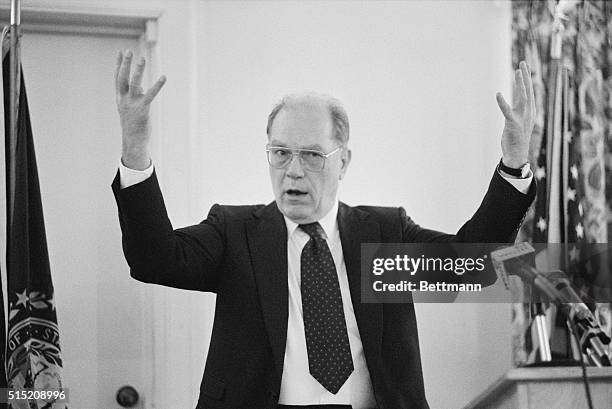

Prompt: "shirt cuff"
[119,160,154,189]
[498,169,533,194]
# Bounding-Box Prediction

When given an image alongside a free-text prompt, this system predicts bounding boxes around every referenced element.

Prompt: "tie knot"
[299,222,325,239]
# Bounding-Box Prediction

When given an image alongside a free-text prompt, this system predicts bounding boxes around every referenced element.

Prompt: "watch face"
[520,163,531,178]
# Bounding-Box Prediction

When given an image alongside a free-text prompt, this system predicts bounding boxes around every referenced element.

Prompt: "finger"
[130,57,146,96]
[114,51,123,93]
[514,69,527,109]
[143,75,167,105]
[496,92,513,120]
[118,50,133,95]
[520,61,535,115]
[512,70,519,106]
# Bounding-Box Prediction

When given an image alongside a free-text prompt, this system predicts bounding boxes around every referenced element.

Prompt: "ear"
[339,148,351,180]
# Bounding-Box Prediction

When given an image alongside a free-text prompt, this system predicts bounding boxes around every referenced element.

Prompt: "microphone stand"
[561,304,611,367]
[531,301,552,363]
[535,272,611,367]
[526,267,610,366]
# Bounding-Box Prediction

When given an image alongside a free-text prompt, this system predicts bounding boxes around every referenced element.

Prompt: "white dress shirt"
[279,201,376,407]
[118,161,533,408]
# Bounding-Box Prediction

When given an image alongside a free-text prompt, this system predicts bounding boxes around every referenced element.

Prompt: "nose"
[285,153,305,178]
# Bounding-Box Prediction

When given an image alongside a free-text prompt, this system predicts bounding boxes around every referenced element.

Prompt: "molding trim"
[0,4,162,38]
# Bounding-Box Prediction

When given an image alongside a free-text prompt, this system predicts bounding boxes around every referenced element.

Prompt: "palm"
[114,51,166,142]
[496,61,536,168]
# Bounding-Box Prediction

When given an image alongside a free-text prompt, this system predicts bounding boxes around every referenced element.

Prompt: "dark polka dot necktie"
[299,222,354,394]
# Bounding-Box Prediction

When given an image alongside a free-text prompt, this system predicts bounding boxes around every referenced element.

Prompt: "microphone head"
[491,243,537,289]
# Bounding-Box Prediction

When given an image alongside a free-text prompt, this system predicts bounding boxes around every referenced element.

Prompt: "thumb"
[143,75,167,105]
[496,92,513,120]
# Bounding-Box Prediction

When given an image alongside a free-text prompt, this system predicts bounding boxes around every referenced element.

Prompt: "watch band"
[499,158,530,178]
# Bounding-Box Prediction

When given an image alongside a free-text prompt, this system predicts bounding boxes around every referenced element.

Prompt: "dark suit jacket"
[112,169,535,409]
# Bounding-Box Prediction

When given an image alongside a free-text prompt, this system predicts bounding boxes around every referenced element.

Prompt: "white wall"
[15,1,514,408]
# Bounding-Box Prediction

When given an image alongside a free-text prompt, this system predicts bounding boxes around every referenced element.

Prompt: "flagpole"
[8,0,20,227]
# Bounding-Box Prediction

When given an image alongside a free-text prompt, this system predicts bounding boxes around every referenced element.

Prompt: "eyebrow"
[269,139,287,147]
[268,141,324,151]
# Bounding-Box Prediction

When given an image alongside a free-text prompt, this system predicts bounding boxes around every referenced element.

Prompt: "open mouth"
[286,189,308,197]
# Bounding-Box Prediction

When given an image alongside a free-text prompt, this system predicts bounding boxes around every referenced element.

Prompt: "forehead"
[269,104,336,149]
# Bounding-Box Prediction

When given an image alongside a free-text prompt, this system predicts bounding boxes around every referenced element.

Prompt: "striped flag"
[1,28,66,409]
[531,62,583,263]
[530,54,582,361]
[530,44,608,362]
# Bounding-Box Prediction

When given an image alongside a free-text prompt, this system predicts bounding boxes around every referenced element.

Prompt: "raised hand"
[115,50,166,170]
[496,60,536,169]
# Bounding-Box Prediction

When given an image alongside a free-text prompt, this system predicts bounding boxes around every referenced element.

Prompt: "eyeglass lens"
[268,148,325,171]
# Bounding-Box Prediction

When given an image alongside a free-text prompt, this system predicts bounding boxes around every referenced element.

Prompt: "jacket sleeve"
[111,170,225,292]
[398,169,536,287]
[401,169,536,243]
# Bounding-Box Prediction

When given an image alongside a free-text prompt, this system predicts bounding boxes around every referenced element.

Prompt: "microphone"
[491,243,564,302]
[492,244,611,366]
[491,243,557,363]
[546,271,611,367]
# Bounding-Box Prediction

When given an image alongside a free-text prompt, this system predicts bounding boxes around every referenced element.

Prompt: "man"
[112,50,536,409]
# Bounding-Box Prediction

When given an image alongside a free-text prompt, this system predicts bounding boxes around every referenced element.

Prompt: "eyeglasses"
[265,145,343,172]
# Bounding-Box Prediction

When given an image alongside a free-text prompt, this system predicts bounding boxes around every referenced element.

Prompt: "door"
[15,30,150,409]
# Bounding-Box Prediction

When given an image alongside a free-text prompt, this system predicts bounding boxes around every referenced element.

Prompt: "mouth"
[285,189,309,198]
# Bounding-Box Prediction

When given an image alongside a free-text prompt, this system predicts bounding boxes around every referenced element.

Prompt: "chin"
[279,203,314,223]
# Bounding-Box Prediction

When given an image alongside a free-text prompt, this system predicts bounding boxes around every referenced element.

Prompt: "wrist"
[501,156,528,169]
[499,157,530,178]
[121,147,151,171]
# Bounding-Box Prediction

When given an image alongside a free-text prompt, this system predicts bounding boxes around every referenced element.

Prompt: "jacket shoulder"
[346,204,408,242]
[352,204,403,222]
[207,203,268,222]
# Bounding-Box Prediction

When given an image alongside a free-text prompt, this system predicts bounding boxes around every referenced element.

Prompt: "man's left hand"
[496,60,536,168]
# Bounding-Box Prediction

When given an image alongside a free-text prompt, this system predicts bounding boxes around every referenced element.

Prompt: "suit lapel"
[246,202,288,380]
[337,203,383,367]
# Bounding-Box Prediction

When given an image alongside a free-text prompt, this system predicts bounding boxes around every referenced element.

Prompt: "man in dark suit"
[112,50,536,409]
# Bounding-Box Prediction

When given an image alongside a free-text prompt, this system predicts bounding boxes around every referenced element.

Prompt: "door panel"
[20,32,146,409]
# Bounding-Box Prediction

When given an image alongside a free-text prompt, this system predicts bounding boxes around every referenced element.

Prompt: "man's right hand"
[115,50,166,170]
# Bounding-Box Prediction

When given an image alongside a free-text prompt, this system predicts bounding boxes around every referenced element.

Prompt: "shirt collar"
[283,200,339,240]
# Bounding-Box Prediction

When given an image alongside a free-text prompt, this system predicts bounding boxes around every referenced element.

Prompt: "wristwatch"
[499,158,530,178]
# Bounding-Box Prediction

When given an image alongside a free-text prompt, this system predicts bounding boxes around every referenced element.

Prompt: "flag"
[1,29,66,409]
[530,45,605,362]
[529,54,581,361]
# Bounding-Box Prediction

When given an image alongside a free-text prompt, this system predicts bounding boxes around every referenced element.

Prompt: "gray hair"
[266,92,350,146]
